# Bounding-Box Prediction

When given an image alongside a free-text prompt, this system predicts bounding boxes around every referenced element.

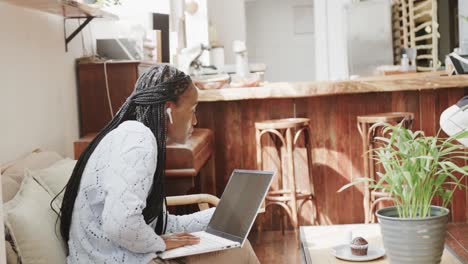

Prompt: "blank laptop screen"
[207,170,273,240]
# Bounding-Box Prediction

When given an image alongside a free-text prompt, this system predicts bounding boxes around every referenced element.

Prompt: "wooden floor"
[249,230,301,264]
[446,223,468,262]
[250,223,468,264]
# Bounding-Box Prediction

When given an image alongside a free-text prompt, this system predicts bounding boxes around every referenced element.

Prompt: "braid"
[54,65,191,248]
[141,103,168,234]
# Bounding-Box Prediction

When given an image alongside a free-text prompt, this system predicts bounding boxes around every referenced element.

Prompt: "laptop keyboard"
[189,231,237,249]
[159,231,240,259]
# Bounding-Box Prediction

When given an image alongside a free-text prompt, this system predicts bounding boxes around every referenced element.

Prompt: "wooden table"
[300,224,463,264]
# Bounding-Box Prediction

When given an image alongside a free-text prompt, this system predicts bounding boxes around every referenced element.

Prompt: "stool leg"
[292,125,317,226]
[255,128,263,173]
[255,128,265,236]
[257,206,267,242]
[368,126,377,223]
[281,209,285,235]
[304,126,315,198]
[286,128,299,230]
[255,129,267,196]
[358,122,371,224]
[304,126,318,225]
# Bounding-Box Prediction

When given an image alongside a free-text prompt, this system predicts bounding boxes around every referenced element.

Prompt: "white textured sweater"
[67,121,215,264]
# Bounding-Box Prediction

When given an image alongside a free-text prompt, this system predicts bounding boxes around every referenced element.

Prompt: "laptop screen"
[207,170,274,243]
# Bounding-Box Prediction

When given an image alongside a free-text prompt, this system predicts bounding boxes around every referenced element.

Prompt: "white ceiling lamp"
[185,0,199,15]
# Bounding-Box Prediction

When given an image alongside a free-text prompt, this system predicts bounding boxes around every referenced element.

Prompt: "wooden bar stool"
[357,112,414,223]
[255,118,316,231]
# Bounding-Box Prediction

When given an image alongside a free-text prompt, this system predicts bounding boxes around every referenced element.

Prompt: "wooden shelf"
[0,0,118,19]
[0,0,119,51]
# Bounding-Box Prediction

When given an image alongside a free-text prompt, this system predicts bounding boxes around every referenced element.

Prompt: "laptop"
[158,169,275,260]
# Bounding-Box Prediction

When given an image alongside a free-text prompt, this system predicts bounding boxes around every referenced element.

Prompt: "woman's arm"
[165,207,216,233]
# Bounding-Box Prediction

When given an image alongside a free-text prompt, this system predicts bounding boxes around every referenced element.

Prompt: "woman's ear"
[165,101,175,109]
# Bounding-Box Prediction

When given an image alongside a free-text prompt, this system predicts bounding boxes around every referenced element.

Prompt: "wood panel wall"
[196,88,468,229]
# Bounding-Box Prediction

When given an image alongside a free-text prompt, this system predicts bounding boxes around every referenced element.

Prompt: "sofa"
[1,149,219,264]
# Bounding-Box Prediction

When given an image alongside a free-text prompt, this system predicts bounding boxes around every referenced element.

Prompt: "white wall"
[207,0,246,64]
[185,0,210,50]
[245,0,315,82]
[0,3,83,164]
[0,0,168,164]
[180,0,246,68]
[0,174,4,264]
[314,0,351,80]
[460,0,468,54]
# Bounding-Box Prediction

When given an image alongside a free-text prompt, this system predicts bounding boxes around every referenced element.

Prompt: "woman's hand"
[162,233,200,250]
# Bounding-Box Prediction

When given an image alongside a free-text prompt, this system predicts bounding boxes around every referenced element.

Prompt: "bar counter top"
[198,72,468,102]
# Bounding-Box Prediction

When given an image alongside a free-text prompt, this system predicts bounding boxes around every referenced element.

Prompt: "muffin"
[350,237,368,256]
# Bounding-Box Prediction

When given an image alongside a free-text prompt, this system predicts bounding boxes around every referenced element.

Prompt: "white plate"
[331,244,385,262]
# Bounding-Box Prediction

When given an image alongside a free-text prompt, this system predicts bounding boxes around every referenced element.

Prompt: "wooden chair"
[166,194,219,211]
[357,112,414,223]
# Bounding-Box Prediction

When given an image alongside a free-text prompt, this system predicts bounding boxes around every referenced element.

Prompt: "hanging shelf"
[0,0,119,51]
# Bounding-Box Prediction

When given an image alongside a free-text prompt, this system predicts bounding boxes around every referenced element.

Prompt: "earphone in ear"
[166,107,174,124]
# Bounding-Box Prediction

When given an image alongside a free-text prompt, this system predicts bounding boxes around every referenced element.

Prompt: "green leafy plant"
[339,123,468,218]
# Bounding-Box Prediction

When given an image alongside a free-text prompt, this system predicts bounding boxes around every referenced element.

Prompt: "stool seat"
[357,112,414,124]
[255,118,310,130]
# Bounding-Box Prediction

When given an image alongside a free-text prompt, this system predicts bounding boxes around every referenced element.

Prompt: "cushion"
[0,149,40,174]
[3,175,67,264]
[27,158,77,207]
[1,150,63,203]
[2,177,19,205]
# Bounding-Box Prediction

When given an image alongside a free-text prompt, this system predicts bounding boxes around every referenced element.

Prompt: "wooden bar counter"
[195,73,468,229]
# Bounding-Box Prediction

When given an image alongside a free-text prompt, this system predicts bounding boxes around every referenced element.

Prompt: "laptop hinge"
[206,227,243,244]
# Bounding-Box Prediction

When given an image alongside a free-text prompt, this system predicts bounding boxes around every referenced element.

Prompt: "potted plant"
[339,123,468,264]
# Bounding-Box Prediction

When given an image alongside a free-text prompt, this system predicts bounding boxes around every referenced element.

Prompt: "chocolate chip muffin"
[350,237,368,256]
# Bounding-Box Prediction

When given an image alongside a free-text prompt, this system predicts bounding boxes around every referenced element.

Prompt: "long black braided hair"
[55,65,192,246]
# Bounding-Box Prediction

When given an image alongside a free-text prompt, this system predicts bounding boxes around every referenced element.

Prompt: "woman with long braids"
[58,65,259,263]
